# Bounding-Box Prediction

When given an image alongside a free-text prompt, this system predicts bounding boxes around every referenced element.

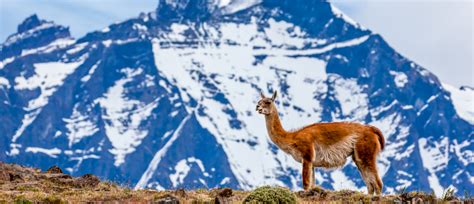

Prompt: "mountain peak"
[17,14,45,33]
[156,0,218,21]
[1,14,71,60]
[155,0,264,21]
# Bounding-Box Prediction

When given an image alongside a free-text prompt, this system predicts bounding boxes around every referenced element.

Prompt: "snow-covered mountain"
[1,0,472,196]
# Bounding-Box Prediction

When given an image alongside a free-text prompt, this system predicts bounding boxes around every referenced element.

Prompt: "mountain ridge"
[0,0,472,196]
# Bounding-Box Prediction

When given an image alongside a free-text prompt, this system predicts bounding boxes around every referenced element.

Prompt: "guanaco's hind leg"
[353,134,383,195]
[302,160,314,190]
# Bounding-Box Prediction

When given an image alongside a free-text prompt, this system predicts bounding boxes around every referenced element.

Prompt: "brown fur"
[256,91,384,195]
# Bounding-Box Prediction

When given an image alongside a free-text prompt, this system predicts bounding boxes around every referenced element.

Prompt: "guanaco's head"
[256,91,277,115]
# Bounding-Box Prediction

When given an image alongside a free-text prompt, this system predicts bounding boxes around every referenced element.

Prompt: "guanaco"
[256,91,384,195]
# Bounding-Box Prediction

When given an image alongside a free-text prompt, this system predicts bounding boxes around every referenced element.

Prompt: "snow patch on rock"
[96,67,160,166]
[443,83,474,124]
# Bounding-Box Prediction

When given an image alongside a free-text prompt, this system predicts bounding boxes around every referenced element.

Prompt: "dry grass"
[0,162,471,203]
[2,184,471,203]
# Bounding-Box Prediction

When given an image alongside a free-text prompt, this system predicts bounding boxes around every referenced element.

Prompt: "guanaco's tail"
[370,126,385,150]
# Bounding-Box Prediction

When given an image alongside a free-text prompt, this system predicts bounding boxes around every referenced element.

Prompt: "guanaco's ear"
[260,92,266,99]
[271,90,277,101]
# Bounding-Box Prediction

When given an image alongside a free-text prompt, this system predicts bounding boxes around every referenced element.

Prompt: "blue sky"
[331,0,473,88]
[0,0,472,87]
[0,0,157,41]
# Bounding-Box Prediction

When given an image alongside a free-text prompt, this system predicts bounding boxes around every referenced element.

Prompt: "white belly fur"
[313,134,357,168]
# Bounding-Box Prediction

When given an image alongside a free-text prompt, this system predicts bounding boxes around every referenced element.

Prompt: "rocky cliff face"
[0,0,472,195]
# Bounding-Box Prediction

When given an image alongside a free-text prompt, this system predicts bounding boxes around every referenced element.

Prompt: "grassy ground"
[0,162,471,203]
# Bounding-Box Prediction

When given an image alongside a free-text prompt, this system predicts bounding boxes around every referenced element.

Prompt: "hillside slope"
[0,162,467,203]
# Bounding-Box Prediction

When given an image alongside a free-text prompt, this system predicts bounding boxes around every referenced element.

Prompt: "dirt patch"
[74,174,100,188]
[214,188,233,203]
[219,188,233,197]
[297,186,328,200]
[174,188,187,198]
[154,194,179,204]
[45,165,63,174]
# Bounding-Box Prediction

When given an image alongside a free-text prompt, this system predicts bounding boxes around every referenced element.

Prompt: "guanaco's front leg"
[302,160,313,190]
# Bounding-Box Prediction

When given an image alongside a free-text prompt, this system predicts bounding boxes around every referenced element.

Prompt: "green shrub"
[14,198,32,204]
[42,195,63,204]
[243,186,296,204]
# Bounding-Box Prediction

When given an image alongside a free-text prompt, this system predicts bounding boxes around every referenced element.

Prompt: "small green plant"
[464,189,473,200]
[243,186,296,204]
[14,198,32,204]
[442,187,455,201]
[195,188,208,194]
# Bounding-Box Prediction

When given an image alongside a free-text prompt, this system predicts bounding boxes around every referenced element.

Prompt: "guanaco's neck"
[264,106,289,142]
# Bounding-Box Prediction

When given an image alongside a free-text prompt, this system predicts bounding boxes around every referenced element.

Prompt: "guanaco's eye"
[265,101,271,105]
